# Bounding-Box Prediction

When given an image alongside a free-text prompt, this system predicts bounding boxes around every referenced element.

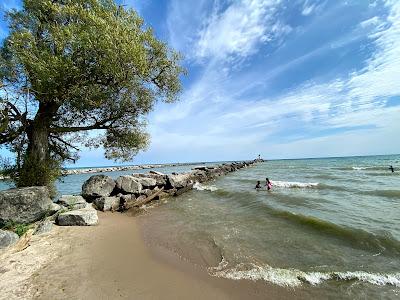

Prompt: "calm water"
[140,155,400,299]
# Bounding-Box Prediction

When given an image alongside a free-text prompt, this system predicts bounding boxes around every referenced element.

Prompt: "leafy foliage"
[0,0,185,188]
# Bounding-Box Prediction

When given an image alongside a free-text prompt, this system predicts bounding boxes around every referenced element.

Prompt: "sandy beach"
[0,212,300,300]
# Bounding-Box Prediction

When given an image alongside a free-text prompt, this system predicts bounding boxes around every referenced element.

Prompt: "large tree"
[0,0,185,192]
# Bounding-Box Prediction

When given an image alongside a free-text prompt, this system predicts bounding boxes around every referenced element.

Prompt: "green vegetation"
[0,0,185,192]
[1,221,31,237]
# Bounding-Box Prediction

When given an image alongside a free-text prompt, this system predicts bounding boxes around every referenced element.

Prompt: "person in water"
[255,181,261,189]
[265,178,272,190]
[389,165,395,173]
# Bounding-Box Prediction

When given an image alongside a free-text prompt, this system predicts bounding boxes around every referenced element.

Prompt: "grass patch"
[1,221,31,237]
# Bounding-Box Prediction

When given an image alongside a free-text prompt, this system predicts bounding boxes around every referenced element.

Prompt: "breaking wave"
[209,262,400,287]
[193,182,219,192]
[271,181,319,188]
[334,166,386,171]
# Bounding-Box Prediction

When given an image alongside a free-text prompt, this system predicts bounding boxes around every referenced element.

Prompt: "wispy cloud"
[148,0,400,161]
[195,0,287,60]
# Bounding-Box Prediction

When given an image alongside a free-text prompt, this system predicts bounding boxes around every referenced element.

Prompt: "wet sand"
[0,212,301,300]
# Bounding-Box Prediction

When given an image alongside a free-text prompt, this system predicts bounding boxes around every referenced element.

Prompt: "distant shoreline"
[0,161,224,180]
[62,162,197,175]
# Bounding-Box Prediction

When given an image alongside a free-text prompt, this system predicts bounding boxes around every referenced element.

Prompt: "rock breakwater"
[62,162,201,175]
[74,160,263,213]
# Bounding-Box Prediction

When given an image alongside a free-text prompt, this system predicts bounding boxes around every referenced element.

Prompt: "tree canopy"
[0,0,185,192]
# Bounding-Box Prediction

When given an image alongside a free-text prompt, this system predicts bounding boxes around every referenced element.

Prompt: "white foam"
[271,181,319,188]
[352,167,367,170]
[193,182,218,192]
[209,263,400,287]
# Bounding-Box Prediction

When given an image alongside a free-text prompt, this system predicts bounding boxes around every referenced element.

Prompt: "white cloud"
[302,2,316,16]
[195,0,283,60]
[360,16,381,28]
[152,0,400,160]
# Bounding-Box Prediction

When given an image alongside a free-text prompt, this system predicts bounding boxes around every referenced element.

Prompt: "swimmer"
[265,178,272,190]
[255,181,261,189]
[389,165,395,173]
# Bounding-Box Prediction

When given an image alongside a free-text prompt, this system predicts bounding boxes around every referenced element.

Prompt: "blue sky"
[1,0,400,166]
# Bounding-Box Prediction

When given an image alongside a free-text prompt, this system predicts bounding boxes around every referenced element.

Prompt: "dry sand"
[0,212,300,300]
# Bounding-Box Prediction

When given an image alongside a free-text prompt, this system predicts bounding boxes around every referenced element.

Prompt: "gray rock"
[132,173,166,186]
[49,203,63,215]
[136,177,157,188]
[34,220,53,235]
[81,175,115,199]
[150,174,167,186]
[115,176,142,194]
[120,194,136,202]
[57,205,98,226]
[120,194,136,209]
[0,187,53,225]
[0,229,19,249]
[167,173,192,189]
[190,170,208,183]
[93,196,120,211]
[58,195,87,209]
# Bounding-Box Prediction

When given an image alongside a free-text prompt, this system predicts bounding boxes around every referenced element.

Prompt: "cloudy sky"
[1,0,399,166]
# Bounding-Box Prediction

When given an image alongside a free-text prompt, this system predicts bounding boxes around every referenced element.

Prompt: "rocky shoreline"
[61,162,200,175]
[0,159,263,249]
[0,161,221,180]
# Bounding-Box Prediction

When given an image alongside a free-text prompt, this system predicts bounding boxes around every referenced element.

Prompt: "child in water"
[265,178,272,190]
[255,181,261,189]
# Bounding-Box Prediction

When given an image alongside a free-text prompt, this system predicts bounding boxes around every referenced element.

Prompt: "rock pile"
[72,160,261,213]
[61,162,200,176]
[0,160,262,242]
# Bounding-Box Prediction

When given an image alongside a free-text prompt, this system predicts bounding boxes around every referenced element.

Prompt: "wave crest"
[210,263,400,287]
[271,181,319,188]
[193,182,218,192]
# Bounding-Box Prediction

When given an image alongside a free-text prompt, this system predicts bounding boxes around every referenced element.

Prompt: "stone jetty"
[62,162,197,176]
[0,159,263,248]
[54,159,263,225]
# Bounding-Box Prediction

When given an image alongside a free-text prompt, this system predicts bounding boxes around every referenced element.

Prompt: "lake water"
[139,155,400,299]
[1,155,399,298]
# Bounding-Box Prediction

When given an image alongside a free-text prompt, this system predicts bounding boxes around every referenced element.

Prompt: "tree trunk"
[18,103,58,188]
[27,121,50,166]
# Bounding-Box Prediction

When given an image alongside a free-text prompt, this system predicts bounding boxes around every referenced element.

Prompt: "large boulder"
[93,196,120,211]
[57,204,98,226]
[49,203,63,215]
[58,195,87,209]
[136,177,157,188]
[82,175,115,200]
[0,229,19,249]
[190,170,208,183]
[132,173,164,187]
[115,176,142,194]
[0,187,53,225]
[149,174,167,186]
[167,173,192,189]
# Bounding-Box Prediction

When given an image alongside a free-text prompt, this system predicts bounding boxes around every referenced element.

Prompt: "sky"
[1,0,400,166]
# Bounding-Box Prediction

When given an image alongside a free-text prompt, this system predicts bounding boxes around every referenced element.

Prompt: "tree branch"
[49,134,80,151]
